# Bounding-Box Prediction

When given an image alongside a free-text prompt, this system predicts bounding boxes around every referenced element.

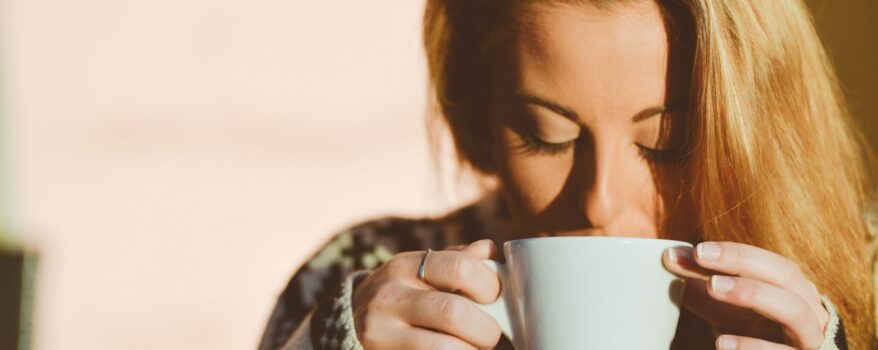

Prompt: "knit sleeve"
[274,270,370,350]
[818,296,848,350]
[258,230,394,350]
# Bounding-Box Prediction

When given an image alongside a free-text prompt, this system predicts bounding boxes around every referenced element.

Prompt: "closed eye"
[518,133,576,156]
[636,144,681,163]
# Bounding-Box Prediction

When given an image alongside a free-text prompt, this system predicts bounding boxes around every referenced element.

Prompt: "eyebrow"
[513,92,686,123]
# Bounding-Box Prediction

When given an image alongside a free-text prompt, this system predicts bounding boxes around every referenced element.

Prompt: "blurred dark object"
[0,246,36,350]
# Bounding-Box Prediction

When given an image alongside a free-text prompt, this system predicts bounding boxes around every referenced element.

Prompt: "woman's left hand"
[663,242,830,350]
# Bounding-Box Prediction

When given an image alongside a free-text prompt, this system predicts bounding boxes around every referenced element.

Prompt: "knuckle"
[736,340,761,350]
[384,253,412,273]
[738,281,759,303]
[356,315,383,347]
[431,338,471,350]
[790,297,813,323]
[779,260,803,285]
[450,255,473,281]
[430,340,456,350]
[372,283,405,309]
[725,243,746,265]
[438,297,467,324]
[370,292,393,311]
[486,278,501,302]
[467,328,501,349]
[786,260,803,276]
[804,334,826,350]
[362,298,384,317]
[485,322,503,347]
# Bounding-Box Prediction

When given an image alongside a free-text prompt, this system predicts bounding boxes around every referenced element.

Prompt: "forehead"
[503,2,672,119]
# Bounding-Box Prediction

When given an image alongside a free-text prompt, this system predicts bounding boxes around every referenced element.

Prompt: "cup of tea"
[477,236,690,350]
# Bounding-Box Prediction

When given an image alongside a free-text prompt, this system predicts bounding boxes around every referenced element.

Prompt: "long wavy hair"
[423,0,876,347]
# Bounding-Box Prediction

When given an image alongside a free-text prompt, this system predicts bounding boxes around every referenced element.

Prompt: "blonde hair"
[424,0,876,348]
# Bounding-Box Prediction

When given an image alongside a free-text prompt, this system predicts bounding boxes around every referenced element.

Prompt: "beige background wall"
[0,0,874,349]
[1,0,470,349]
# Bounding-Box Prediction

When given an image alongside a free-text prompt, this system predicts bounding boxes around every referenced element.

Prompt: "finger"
[693,242,827,328]
[413,250,501,304]
[459,239,499,260]
[693,242,816,306]
[708,275,824,348]
[666,247,785,337]
[446,245,467,251]
[391,325,478,350]
[715,334,794,350]
[663,246,714,280]
[678,278,750,325]
[400,290,502,349]
[680,278,783,340]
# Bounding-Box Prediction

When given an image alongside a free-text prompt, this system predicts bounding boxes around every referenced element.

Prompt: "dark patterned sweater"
[258,195,847,350]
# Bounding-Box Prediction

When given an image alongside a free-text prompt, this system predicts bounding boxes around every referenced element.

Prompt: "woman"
[260,0,876,349]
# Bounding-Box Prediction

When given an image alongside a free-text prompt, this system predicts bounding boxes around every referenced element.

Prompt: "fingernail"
[667,247,692,264]
[696,242,721,261]
[717,335,738,350]
[711,275,735,294]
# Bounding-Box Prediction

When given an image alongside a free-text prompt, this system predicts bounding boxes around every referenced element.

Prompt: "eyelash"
[519,134,575,156]
[635,145,681,163]
[518,133,681,163]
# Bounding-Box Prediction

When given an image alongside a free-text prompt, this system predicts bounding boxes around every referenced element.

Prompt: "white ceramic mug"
[477,236,691,350]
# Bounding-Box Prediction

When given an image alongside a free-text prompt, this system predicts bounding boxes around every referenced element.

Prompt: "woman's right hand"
[351,239,503,350]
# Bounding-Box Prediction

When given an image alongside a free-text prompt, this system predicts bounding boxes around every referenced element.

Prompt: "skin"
[353,2,830,349]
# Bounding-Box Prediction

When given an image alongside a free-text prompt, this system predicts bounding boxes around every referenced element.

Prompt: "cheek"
[636,170,663,221]
[649,165,695,239]
[621,155,665,220]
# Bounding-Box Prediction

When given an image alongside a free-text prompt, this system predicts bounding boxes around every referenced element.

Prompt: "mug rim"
[503,236,693,247]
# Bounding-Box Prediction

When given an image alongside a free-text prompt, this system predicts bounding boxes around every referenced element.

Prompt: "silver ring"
[417,249,432,283]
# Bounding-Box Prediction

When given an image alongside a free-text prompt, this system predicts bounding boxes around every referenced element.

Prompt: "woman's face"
[491,1,694,241]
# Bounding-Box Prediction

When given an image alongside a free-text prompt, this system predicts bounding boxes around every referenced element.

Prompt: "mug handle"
[477,259,517,346]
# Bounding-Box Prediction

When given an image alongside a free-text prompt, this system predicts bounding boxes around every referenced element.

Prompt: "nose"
[578,137,627,230]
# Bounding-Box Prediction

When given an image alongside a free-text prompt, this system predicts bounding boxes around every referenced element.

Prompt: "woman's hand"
[663,242,830,350]
[351,240,503,350]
